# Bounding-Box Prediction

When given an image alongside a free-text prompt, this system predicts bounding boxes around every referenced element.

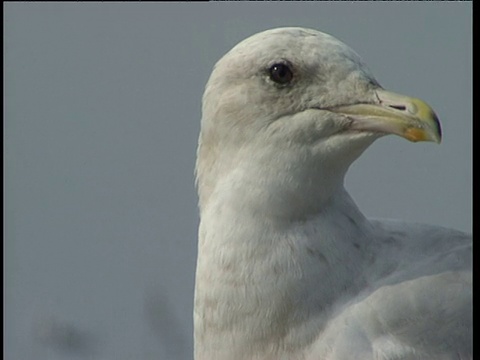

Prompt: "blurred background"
[4,3,471,360]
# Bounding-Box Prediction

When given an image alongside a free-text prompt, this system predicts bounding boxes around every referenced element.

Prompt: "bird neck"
[194,181,373,359]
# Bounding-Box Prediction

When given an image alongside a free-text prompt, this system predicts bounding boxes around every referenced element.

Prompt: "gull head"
[196,27,441,212]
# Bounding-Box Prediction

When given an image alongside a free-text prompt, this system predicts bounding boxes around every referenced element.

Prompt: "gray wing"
[307,220,472,360]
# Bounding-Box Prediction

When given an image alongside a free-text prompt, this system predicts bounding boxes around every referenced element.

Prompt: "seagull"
[194,27,471,360]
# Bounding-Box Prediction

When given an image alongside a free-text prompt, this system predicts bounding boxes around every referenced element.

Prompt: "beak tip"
[429,112,442,144]
[434,119,442,144]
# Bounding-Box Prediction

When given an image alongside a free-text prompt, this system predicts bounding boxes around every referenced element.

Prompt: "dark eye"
[269,63,293,85]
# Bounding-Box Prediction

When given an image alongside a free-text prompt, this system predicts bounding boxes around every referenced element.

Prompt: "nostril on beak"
[388,105,407,111]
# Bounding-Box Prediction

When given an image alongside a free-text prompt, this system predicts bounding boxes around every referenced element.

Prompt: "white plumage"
[194,27,471,360]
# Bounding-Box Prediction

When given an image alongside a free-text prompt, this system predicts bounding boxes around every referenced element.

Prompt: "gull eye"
[269,63,293,85]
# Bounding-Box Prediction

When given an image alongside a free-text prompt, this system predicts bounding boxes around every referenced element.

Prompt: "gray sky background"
[5,3,471,360]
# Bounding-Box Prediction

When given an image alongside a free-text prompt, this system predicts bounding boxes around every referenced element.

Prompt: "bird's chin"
[314,130,381,169]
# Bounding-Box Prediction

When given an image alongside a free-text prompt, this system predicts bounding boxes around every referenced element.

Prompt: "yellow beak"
[332,89,442,143]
